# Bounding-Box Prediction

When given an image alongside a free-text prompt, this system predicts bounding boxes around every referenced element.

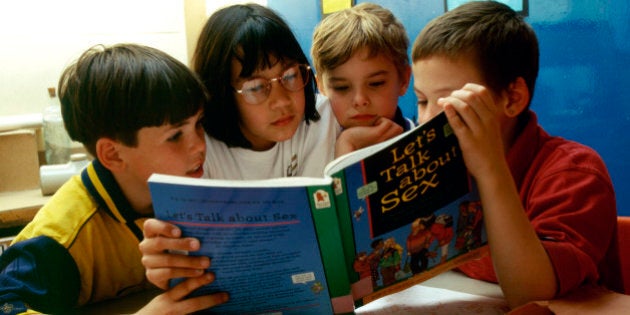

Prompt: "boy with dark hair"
[411,1,620,308]
[0,43,227,314]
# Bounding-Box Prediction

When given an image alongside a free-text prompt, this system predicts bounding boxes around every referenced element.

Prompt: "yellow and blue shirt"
[0,159,151,314]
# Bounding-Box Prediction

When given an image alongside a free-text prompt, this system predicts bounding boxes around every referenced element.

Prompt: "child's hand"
[438,83,506,179]
[139,219,211,290]
[135,273,229,315]
[335,117,403,157]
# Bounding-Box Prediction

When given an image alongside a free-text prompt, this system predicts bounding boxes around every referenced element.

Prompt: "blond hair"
[311,2,409,79]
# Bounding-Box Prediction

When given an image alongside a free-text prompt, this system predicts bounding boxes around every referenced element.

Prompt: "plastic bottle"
[40,153,90,195]
[42,87,72,164]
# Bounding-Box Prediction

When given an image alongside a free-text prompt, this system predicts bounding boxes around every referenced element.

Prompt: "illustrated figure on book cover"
[455,200,484,252]
[406,216,434,275]
[430,213,455,264]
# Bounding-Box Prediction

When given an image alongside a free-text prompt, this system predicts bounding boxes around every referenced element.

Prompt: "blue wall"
[269,0,630,216]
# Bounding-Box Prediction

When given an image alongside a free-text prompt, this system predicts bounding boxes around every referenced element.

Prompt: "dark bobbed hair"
[58,43,208,157]
[192,3,319,148]
[412,1,539,110]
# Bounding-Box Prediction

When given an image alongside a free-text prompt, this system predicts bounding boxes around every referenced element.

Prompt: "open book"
[148,112,488,314]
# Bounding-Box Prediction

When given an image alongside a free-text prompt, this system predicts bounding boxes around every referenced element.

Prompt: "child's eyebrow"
[328,69,390,82]
[414,84,455,96]
[327,76,349,82]
[366,70,389,78]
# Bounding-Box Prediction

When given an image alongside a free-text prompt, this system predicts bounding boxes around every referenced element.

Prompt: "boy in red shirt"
[411,1,620,308]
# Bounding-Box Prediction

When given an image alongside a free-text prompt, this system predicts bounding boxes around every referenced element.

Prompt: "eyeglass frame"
[233,64,312,105]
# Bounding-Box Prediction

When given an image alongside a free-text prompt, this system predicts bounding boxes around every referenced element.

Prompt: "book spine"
[331,171,360,284]
[306,185,353,313]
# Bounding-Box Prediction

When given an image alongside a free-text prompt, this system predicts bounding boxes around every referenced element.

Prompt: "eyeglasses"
[234,64,311,105]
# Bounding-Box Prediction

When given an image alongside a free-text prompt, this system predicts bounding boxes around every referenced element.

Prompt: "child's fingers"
[459,83,497,118]
[145,266,205,290]
[137,274,229,315]
[372,117,403,141]
[143,218,181,238]
[438,96,477,130]
[379,126,403,142]
[175,292,230,315]
[449,83,496,120]
[141,247,209,268]
[140,242,210,290]
[165,273,216,300]
[139,236,201,255]
[166,274,229,314]
[438,83,497,136]
[442,104,465,131]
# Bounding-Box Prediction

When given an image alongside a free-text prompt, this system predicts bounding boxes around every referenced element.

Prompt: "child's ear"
[398,65,412,96]
[95,138,125,173]
[504,77,530,118]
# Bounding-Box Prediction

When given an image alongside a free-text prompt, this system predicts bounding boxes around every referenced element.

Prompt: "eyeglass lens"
[238,64,310,104]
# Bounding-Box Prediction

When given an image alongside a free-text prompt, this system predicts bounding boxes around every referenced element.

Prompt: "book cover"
[148,175,353,314]
[324,111,489,306]
[148,111,488,313]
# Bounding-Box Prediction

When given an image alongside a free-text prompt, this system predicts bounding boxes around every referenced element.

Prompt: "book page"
[149,175,337,314]
[355,284,509,314]
[150,173,332,188]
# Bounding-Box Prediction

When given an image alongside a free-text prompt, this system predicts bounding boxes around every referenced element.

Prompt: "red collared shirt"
[458,111,621,296]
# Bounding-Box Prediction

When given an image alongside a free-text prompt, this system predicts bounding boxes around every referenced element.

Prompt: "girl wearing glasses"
[138,5,408,310]
[138,5,346,309]
[194,3,339,180]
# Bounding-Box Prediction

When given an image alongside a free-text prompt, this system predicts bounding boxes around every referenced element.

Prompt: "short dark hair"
[192,3,319,148]
[58,43,208,157]
[412,1,539,108]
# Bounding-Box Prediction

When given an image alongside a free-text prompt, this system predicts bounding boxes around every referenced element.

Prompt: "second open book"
[148,111,489,314]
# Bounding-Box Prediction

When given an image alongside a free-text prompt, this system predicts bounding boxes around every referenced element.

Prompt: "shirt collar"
[506,110,548,188]
[81,159,145,239]
[392,106,414,131]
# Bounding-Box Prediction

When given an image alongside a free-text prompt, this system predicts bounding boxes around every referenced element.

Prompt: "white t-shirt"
[203,95,340,180]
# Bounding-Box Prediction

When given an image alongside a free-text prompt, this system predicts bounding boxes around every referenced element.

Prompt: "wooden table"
[0,189,47,229]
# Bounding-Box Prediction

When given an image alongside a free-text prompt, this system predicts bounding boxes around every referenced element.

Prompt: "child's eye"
[241,78,267,93]
[282,70,298,83]
[368,80,386,88]
[332,85,349,92]
[167,131,182,142]
[416,99,428,107]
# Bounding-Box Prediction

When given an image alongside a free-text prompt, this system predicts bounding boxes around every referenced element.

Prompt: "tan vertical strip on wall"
[184,0,207,66]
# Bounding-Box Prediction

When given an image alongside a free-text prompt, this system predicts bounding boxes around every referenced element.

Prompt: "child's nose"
[192,130,206,153]
[353,88,370,108]
[267,83,292,109]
